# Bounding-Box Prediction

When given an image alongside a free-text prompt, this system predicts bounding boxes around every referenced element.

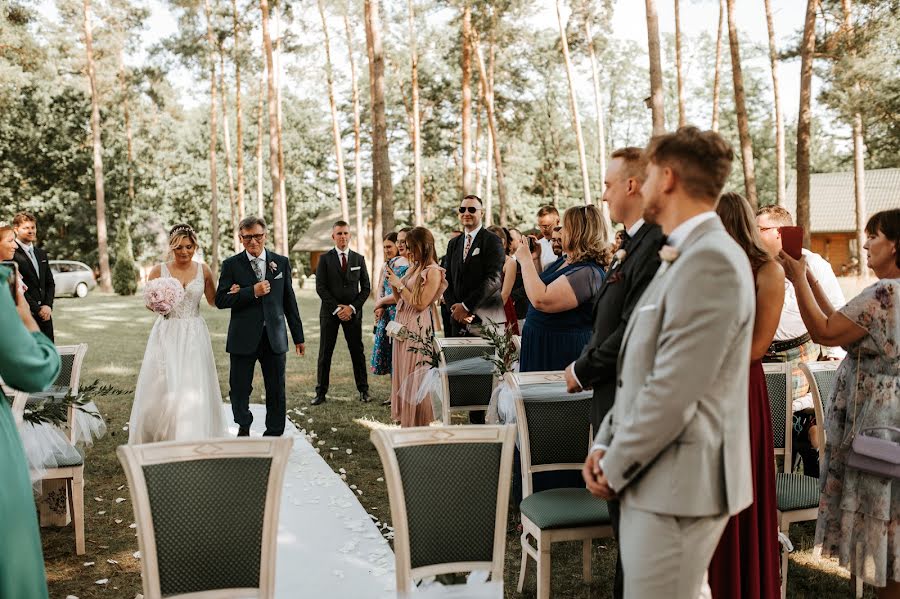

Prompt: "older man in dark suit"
[12,213,56,341]
[564,147,665,599]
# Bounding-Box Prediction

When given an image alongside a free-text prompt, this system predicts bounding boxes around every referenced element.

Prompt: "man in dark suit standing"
[216,215,305,437]
[312,220,371,406]
[12,213,55,341]
[564,147,665,599]
[438,230,462,337]
[443,195,505,423]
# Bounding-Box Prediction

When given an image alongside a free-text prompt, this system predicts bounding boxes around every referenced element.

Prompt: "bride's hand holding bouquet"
[143,277,185,317]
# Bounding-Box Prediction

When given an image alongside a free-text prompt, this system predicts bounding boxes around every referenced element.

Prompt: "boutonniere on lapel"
[610,248,627,270]
[471,247,481,257]
[656,244,680,276]
[268,260,278,273]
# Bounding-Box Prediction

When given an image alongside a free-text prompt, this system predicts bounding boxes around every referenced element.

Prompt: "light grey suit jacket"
[595,216,755,518]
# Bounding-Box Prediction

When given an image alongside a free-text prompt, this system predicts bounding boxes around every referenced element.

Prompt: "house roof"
[292,207,343,252]
[784,168,900,233]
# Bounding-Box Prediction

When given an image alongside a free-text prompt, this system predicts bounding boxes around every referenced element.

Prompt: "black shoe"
[359,391,371,403]
[237,426,250,437]
[311,395,327,406]
[381,399,391,407]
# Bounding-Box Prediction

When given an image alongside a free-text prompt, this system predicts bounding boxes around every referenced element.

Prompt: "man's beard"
[642,194,662,225]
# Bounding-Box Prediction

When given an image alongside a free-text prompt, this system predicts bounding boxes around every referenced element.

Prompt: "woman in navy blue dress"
[515,205,610,372]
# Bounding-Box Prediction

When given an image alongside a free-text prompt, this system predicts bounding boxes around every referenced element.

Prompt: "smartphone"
[2,261,18,302]
[527,237,536,253]
[779,226,804,260]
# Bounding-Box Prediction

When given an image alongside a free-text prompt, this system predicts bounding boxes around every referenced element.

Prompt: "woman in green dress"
[0,264,60,599]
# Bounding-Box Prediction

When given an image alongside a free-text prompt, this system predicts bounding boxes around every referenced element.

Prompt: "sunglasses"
[240,233,266,242]
[458,206,479,214]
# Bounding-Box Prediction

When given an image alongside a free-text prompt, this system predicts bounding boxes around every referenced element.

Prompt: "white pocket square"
[350,266,361,271]
[274,273,284,280]
[471,248,481,256]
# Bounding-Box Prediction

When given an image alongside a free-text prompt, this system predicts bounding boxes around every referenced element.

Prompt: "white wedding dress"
[128,263,228,444]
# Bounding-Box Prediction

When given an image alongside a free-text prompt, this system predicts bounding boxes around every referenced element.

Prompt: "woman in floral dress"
[781,209,899,597]
[371,232,401,375]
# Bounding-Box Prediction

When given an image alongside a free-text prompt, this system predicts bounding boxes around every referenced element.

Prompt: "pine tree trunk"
[711,0,724,131]
[256,67,265,217]
[203,0,220,278]
[461,3,474,197]
[842,0,868,278]
[674,0,685,127]
[764,0,786,206]
[82,0,112,291]
[645,0,665,135]
[118,55,135,217]
[365,0,393,281]
[318,0,350,224]
[260,0,283,251]
[582,0,607,197]
[726,0,758,207]
[796,0,817,248]
[556,0,592,205]
[407,0,423,225]
[474,85,483,198]
[489,16,504,226]
[471,26,507,227]
[218,48,239,253]
[343,9,366,256]
[232,0,245,221]
[274,7,288,254]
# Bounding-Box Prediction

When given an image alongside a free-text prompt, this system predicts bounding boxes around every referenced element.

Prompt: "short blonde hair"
[168,224,199,252]
[562,205,612,267]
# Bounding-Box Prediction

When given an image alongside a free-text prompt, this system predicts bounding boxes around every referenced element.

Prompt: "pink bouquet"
[144,277,185,317]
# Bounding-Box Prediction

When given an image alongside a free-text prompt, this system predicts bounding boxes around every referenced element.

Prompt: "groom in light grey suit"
[582,127,755,599]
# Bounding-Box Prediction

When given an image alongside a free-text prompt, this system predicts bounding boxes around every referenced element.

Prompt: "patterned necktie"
[463,234,472,261]
[340,252,347,272]
[252,258,264,282]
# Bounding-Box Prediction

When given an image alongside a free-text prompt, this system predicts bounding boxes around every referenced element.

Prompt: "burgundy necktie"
[340,252,347,272]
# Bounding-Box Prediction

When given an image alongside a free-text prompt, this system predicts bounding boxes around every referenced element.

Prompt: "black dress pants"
[37,315,54,342]
[229,333,287,436]
[316,314,368,396]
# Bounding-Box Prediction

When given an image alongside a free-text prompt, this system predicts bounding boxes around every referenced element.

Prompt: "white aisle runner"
[226,405,395,598]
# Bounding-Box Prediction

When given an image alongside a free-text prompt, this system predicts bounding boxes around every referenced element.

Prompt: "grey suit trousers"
[619,499,728,599]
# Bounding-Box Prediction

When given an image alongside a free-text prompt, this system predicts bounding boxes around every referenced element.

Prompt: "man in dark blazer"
[12,213,56,341]
[438,230,462,337]
[216,216,305,437]
[443,194,505,423]
[312,220,371,405]
[564,147,665,599]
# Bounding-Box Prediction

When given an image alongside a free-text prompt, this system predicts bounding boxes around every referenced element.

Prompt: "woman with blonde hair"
[514,205,609,371]
[386,226,447,427]
[128,224,228,443]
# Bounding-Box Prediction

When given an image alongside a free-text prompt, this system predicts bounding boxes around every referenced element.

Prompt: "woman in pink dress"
[386,227,447,428]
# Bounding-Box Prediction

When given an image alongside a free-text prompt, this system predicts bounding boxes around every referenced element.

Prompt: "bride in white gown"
[129,224,228,443]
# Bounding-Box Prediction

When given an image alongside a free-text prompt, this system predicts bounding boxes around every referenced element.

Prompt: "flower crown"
[170,225,195,236]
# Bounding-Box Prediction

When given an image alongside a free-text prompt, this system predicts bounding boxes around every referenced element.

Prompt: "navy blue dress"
[520,260,605,372]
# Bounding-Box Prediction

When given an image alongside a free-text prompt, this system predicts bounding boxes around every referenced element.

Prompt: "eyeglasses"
[458,206,479,214]
[240,233,266,242]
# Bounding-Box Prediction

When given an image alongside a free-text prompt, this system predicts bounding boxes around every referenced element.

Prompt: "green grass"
[41,290,871,598]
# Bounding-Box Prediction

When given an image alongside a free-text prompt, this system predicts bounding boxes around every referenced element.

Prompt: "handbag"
[385,320,407,340]
[843,347,900,480]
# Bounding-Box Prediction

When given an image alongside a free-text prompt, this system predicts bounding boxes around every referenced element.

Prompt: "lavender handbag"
[843,349,900,480]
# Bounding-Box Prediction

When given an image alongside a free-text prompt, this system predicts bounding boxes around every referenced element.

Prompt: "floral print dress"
[370,257,408,375]
[815,279,899,587]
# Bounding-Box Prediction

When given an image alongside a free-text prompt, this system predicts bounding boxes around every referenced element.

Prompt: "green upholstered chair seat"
[520,488,610,529]
[45,449,84,468]
[776,473,820,512]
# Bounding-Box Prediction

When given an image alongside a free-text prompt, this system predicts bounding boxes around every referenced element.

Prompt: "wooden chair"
[10,390,28,427]
[764,363,824,599]
[509,371,612,599]
[371,425,516,597]
[799,360,840,438]
[117,438,293,599]
[436,338,498,425]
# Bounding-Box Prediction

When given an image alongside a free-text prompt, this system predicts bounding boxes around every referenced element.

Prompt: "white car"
[49,260,97,298]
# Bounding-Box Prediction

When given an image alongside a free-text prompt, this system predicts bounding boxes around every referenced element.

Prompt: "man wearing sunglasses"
[443,195,505,422]
[216,216,305,437]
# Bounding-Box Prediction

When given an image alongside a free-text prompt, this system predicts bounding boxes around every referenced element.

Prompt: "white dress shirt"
[332,247,357,315]
[246,249,267,279]
[461,225,482,261]
[539,237,556,269]
[17,241,40,273]
[774,249,846,359]
[626,218,645,239]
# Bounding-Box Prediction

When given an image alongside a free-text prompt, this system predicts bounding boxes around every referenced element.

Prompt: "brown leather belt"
[768,333,812,354]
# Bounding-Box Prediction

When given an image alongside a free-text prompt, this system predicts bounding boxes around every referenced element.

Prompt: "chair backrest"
[10,390,28,428]
[53,344,88,396]
[117,438,293,599]
[800,360,840,463]
[437,338,497,423]
[371,425,516,594]
[764,362,793,469]
[506,372,593,499]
